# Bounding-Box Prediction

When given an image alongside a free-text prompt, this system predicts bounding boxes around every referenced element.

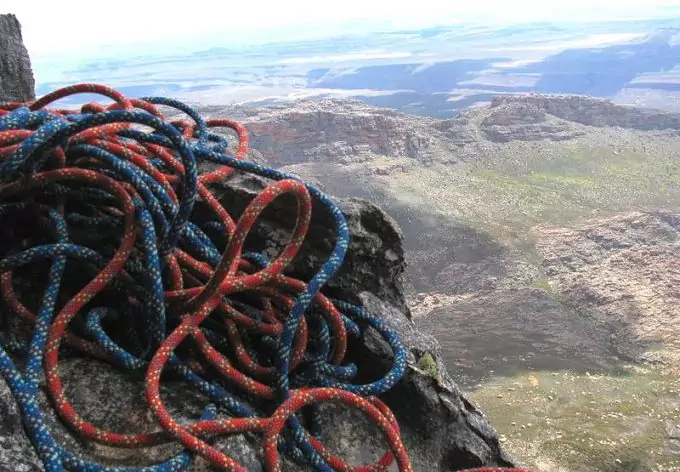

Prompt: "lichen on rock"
[417,352,439,379]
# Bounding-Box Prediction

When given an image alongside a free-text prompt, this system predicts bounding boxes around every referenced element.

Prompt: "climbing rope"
[0,83,530,472]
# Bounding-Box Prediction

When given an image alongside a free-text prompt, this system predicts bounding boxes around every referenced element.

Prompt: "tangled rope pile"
[0,83,531,472]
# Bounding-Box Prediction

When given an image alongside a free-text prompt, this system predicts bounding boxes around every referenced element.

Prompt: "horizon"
[5,0,680,63]
[4,0,679,105]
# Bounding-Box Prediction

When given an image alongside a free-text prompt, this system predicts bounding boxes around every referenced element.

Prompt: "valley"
[197,94,680,471]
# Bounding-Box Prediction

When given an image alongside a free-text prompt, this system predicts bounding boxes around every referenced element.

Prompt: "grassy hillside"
[282,126,680,292]
[383,131,680,244]
[469,367,680,472]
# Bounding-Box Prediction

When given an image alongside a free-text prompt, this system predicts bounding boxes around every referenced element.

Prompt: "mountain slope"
[201,94,680,293]
[203,95,680,472]
[201,94,680,375]
[146,92,680,471]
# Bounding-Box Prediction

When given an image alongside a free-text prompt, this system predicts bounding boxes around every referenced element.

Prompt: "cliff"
[0,14,34,102]
[5,14,680,469]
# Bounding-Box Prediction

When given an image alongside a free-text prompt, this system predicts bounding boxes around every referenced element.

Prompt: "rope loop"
[0,83,532,472]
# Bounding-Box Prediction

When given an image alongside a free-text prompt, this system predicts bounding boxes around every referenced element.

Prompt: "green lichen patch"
[417,352,438,379]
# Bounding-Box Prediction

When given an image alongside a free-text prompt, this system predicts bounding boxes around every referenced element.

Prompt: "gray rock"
[192,90,680,174]
[207,173,515,469]
[196,99,458,166]
[208,172,411,315]
[0,358,265,471]
[356,292,514,470]
[0,377,42,471]
[479,101,587,143]
[0,14,35,103]
[433,250,541,295]
[0,20,512,469]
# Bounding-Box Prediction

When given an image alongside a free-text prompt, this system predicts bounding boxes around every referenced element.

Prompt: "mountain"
[0,15,515,472]
[417,210,679,472]
[6,9,680,468]
[197,95,680,471]
[199,94,680,290]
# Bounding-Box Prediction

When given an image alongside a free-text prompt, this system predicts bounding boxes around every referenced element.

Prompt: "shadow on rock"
[417,287,626,389]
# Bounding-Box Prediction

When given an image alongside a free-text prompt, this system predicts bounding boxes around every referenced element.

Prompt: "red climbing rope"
[0,83,533,472]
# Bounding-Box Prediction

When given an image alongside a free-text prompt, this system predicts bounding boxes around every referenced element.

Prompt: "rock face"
[414,210,680,387]
[479,101,586,143]
[0,173,515,471]
[210,99,451,166]
[417,288,617,388]
[432,250,541,295]
[0,14,35,103]
[0,25,515,470]
[208,173,517,470]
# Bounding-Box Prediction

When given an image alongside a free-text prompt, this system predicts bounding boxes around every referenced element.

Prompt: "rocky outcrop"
[200,99,457,166]
[0,14,35,102]
[412,210,680,388]
[416,287,617,388]
[479,101,586,143]
[208,173,516,470]
[0,172,515,471]
[0,29,517,469]
[432,250,541,295]
[210,93,680,160]
[490,94,680,132]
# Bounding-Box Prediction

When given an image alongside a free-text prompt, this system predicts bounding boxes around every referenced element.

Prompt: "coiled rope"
[0,83,530,472]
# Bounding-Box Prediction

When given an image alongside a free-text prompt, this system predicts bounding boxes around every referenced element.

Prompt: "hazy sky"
[4,0,679,59]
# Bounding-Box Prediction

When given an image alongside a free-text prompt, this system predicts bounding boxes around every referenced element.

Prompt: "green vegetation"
[531,277,554,293]
[310,107,680,471]
[468,368,680,472]
[318,102,680,472]
[417,352,438,379]
[384,138,680,246]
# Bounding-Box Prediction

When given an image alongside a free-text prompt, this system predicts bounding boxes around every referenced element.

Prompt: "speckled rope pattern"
[0,83,531,472]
